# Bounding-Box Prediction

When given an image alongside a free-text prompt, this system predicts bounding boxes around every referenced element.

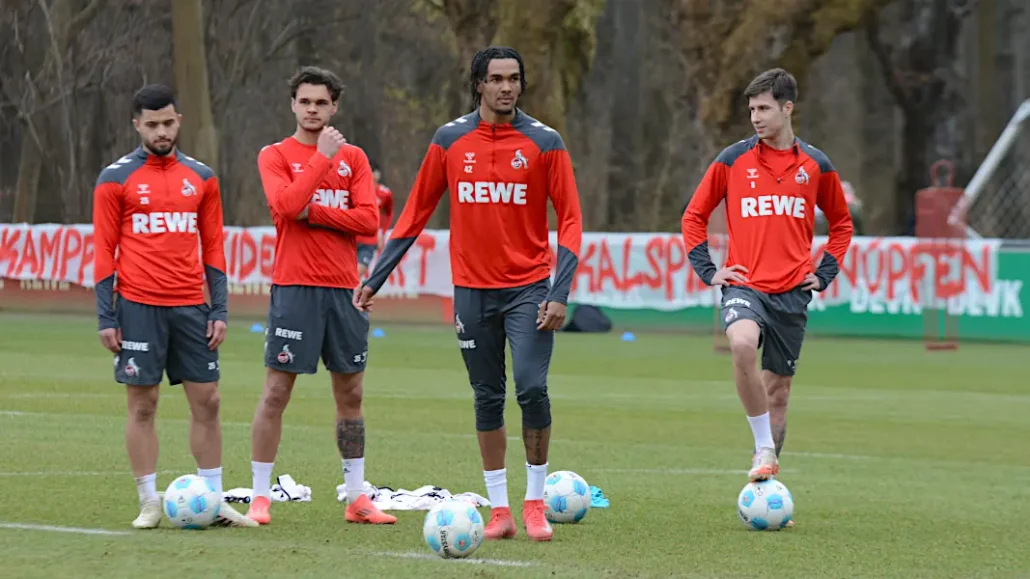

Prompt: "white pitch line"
[0,469,179,478]
[0,522,130,536]
[787,451,878,461]
[375,551,535,568]
[596,467,799,475]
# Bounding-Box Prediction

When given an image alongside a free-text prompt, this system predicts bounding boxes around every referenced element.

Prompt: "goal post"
[948,99,1030,240]
[921,99,1030,349]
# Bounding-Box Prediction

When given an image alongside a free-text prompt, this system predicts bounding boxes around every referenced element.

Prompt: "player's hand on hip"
[537,301,567,331]
[317,126,346,159]
[801,273,822,291]
[353,284,375,312]
[710,264,749,287]
[98,328,121,353]
[207,320,227,350]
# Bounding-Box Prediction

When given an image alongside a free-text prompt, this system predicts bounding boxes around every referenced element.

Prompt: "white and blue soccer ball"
[543,470,591,524]
[423,499,485,559]
[163,474,221,530]
[737,479,794,531]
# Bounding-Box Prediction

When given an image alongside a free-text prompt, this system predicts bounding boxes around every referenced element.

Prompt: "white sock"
[747,412,776,451]
[252,461,274,499]
[134,473,157,503]
[484,468,509,509]
[525,463,548,501]
[343,458,365,503]
[197,467,223,497]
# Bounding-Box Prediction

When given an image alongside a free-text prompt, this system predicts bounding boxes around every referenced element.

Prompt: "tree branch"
[864,17,912,113]
[64,0,104,40]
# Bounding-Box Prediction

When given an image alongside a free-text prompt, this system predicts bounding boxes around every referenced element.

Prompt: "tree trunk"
[604,0,643,231]
[12,138,45,224]
[441,0,603,134]
[172,0,219,170]
[679,0,893,160]
[866,0,975,234]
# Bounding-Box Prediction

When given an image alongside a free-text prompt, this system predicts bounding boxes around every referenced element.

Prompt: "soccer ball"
[163,474,221,529]
[543,470,591,524]
[737,479,794,531]
[423,499,485,559]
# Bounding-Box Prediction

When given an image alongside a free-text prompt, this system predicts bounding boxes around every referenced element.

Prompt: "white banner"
[0,223,1008,312]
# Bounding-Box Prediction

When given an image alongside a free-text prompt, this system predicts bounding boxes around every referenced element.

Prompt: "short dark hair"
[131,84,177,118]
[469,46,526,108]
[289,66,344,102]
[743,68,798,104]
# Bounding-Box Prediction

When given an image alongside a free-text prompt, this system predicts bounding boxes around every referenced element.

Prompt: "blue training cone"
[621,331,636,342]
[371,328,386,338]
[250,323,264,333]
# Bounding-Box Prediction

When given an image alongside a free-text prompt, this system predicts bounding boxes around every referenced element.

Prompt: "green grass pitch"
[0,312,1027,578]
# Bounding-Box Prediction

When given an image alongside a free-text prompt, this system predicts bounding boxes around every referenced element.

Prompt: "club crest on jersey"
[277,344,294,364]
[181,178,197,196]
[795,166,809,184]
[511,149,528,170]
[124,357,140,377]
[337,160,352,177]
[291,163,304,173]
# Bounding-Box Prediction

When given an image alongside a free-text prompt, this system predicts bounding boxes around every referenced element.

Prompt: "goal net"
[950,99,1030,241]
[918,99,1030,350]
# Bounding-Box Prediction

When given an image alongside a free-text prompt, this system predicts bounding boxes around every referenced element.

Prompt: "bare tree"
[866,0,976,232]
[678,0,892,162]
[9,0,103,223]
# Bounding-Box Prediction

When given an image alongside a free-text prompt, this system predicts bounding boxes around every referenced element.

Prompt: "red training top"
[682,136,853,294]
[92,147,228,330]
[365,109,583,304]
[257,137,379,289]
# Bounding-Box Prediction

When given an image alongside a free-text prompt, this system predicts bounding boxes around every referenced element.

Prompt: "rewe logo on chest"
[456,181,528,205]
[312,188,350,209]
[741,195,807,219]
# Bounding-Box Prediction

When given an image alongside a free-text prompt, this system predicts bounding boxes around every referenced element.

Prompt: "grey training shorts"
[721,285,812,376]
[114,297,220,386]
[452,279,554,408]
[264,285,369,375]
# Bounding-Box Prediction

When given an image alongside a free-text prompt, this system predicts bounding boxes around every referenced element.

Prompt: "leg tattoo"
[335,417,365,459]
[771,422,787,457]
[522,425,550,465]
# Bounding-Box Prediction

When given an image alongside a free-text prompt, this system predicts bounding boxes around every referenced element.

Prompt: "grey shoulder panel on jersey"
[796,138,836,174]
[95,148,148,186]
[713,136,757,167]
[430,111,481,150]
[176,151,217,181]
[511,110,566,153]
